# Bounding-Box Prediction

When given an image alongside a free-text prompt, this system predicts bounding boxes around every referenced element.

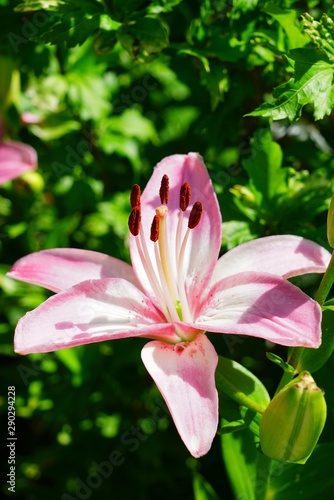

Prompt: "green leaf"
[38,0,103,48]
[0,56,17,112]
[247,48,334,122]
[177,48,210,73]
[193,472,220,500]
[267,443,334,499]
[207,28,249,63]
[15,0,62,11]
[148,0,183,14]
[240,407,262,439]
[221,220,257,250]
[297,308,334,373]
[111,0,147,19]
[242,129,288,209]
[117,17,169,57]
[55,348,82,386]
[233,0,258,12]
[105,108,158,144]
[221,428,259,500]
[60,40,113,121]
[266,352,295,373]
[215,356,270,414]
[263,3,309,49]
[93,29,118,55]
[160,106,199,144]
[30,117,81,140]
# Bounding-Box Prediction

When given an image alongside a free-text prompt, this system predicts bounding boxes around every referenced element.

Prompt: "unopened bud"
[260,371,326,463]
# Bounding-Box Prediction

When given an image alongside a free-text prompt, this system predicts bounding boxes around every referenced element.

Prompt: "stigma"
[128,175,203,331]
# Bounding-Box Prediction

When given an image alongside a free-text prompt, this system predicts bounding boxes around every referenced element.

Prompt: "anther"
[130,184,141,208]
[159,175,169,205]
[179,183,191,211]
[128,207,141,236]
[188,201,203,229]
[150,215,160,242]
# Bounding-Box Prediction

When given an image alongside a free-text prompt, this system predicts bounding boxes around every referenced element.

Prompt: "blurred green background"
[1,1,334,498]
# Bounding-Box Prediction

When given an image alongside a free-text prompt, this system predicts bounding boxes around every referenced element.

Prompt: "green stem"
[314,250,334,306]
[274,347,304,395]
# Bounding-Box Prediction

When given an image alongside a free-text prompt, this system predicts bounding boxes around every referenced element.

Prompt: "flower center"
[128,175,203,328]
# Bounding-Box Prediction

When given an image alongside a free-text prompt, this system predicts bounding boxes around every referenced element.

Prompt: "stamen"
[150,215,160,242]
[130,184,141,208]
[188,201,203,229]
[135,234,170,320]
[128,207,141,236]
[153,243,181,324]
[179,183,191,211]
[176,201,203,323]
[159,175,169,205]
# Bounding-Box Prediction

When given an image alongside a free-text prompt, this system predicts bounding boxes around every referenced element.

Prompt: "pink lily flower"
[0,140,37,185]
[7,153,331,458]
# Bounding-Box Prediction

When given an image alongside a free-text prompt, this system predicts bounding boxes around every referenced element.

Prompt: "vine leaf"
[247,47,334,122]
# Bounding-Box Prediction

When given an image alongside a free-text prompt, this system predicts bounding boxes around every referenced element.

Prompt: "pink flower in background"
[7,153,331,457]
[0,140,37,185]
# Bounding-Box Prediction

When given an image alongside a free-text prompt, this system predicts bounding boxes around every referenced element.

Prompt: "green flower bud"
[0,56,16,112]
[260,371,326,463]
[19,171,45,193]
[327,193,334,248]
[230,184,256,206]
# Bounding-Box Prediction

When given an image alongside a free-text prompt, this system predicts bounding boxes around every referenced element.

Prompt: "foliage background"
[1,0,334,499]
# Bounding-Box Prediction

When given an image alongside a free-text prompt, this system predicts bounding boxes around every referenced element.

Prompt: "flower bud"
[327,192,334,248]
[260,371,326,463]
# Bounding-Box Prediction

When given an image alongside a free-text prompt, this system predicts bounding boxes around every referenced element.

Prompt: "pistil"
[155,205,179,305]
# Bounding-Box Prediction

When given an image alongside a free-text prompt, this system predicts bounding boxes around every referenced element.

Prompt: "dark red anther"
[150,215,160,242]
[188,201,203,229]
[128,207,141,236]
[179,183,191,211]
[159,175,169,205]
[130,184,141,208]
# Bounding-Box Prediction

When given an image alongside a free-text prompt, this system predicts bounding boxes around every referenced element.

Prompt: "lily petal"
[211,235,331,285]
[0,140,37,184]
[14,278,178,354]
[7,248,141,293]
[141,333,218,458]
[189,272,322,348]
[130,153,222,308]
